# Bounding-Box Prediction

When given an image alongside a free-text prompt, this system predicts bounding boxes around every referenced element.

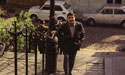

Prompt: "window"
[107,0,122,4]
[101,9,113,14]
[55,5,63,11]
[42,5,63,11]
[42,5,50,10]
[114,9,125,14]
[107,0,113,3]
[115,0,121,4]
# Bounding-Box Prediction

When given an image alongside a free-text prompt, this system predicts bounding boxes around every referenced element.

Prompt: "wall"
[68,0,106,13]
[7,0,47,8]
[66,0,125,18]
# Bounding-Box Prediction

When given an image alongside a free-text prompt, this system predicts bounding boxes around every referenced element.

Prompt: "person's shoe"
[49,72,56,75]
[68,73,72,75]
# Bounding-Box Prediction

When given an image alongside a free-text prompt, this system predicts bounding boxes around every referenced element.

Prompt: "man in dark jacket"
[37,20,48,53]
[53,12,85,75]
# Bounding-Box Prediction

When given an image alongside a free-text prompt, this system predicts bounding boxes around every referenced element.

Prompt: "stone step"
[0,51,105,75]
[78,50,125,57]
[105,57,125,75]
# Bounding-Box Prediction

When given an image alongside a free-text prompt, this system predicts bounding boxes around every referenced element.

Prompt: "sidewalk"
[0,49,125,75]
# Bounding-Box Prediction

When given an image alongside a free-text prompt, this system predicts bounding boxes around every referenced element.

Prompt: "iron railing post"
[45,0,57,74]
[14,21,18,75]
[42,53,45,74]
[25,25,28,75]
[35,33,38,75]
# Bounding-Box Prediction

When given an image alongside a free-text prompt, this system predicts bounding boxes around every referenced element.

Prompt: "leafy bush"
[0,10,34,51]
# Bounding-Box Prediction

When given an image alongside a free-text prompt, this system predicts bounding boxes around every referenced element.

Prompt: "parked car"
[83,5,125,28]
[29,1,73,21]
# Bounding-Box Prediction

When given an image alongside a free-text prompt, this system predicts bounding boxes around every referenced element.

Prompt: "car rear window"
[42,5,63,11]
[55,5,63,11]
[114,9,125,14]
[101,9,113,14]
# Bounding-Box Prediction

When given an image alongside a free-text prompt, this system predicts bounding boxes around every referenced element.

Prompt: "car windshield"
[63,2,71,9]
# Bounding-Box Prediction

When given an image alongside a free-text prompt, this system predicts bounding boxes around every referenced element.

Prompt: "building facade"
[6,0,65,8]
[6,0,47,8]
[66,0,125,14]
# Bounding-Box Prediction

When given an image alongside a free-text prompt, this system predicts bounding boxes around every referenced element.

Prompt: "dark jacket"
[57,21,85,53]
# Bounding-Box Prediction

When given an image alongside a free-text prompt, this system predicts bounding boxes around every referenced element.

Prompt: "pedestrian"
[36,20,49,74]
[36,20,48,54]
[30,16,38,27]
[52,12,85,75]
[29,16,39,53]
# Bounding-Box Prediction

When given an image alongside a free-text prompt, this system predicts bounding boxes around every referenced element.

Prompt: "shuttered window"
[115,0,121,4]
[107,0,113,3]
[107,0,122,4]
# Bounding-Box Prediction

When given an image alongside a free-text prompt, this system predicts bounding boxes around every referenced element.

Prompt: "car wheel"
[121,21,125,29]
[57,17,65,22]
[30,14,38,20]
[87,19,95,26]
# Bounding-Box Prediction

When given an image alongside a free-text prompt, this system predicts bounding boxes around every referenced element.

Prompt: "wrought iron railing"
[0,42,6,57]
[7,20,58,75]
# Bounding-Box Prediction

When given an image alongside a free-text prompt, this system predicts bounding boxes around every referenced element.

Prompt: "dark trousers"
[63,50,77,75]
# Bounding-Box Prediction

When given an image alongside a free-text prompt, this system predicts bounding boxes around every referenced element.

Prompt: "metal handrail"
[25,25,55,39]
[0,42,6,57]
[8,23,24,36]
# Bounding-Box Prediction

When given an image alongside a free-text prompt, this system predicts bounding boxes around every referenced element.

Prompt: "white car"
[83,5,125,28]
[29,1,73,21]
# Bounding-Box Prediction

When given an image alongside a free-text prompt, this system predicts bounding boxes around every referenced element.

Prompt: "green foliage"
[14,10,34,51]
[0,17,12,42]
[0,10,35,51]
[16,11,34,28]
[0,18,5,22]
[0,9,5,16]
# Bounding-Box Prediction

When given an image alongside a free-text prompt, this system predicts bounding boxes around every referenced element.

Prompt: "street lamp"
[49,0,55,30]
[45,0,57,74]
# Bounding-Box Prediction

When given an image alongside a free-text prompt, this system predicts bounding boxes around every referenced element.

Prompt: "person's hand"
[51,30,57,35]
[40,24,49,29]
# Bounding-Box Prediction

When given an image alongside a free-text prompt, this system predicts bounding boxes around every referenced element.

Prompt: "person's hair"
[67,12,75,17]
[37,19,45,24]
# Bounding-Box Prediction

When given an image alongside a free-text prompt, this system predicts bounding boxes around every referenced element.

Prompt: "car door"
[113,8,125,24]
[39,4,50,20]
[97,8,114,24]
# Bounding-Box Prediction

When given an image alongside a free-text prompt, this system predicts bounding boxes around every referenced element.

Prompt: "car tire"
[57,17,65,22]
[87,19,95,26]
[121,21,125,29]
[30,14,38,20]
